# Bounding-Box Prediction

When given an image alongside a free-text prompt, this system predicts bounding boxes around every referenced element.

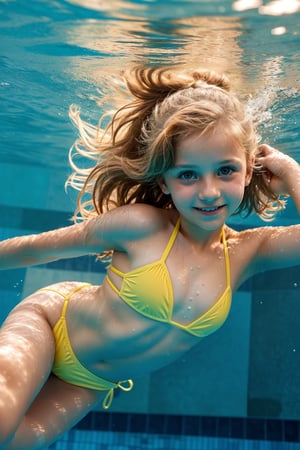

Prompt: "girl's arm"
[0,204,161,270]
[0,221,95,269]
[250,145,300,272]
[257,144,300,212]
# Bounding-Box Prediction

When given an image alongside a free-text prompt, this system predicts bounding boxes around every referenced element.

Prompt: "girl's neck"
[178,216,225,248]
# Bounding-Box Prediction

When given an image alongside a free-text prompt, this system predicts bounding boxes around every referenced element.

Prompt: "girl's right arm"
[0,221,95,269]
[0,204,161,270]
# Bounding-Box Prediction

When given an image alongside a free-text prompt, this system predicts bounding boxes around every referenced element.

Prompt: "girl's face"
[161,128,253,233]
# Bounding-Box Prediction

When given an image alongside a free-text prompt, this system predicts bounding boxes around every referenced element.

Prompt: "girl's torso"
[25,208,263,381]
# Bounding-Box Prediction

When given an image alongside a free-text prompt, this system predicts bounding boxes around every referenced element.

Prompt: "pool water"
[0,0,300,448]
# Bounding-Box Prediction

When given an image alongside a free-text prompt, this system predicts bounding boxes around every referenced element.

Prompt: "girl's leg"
[0,297,103,449]
[7,374,102,450]
[0,301,55,446]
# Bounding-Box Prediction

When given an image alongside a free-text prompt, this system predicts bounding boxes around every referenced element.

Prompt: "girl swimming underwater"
[1,66,300,449]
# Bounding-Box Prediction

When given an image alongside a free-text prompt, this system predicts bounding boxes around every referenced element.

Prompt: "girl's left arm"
[254,144,300,271]
[257,144,300,211]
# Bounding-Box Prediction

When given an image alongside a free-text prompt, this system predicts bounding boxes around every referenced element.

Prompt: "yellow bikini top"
[105,218,232,338]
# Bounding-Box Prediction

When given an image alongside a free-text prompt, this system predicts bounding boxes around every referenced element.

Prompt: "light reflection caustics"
[233,0,300,15]
[68,0,300,16]
[61,0,300,156]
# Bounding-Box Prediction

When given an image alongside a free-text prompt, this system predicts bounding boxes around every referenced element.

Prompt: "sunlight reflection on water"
[0,0,299,168]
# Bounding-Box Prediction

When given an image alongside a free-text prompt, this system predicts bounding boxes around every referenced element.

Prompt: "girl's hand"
[256,144,300,196]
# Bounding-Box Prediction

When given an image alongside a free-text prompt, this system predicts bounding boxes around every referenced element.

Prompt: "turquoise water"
[1,0,300,448]
[1,0,299,175]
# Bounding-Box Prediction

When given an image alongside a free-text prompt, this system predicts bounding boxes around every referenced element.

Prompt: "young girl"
[1,66,300,449]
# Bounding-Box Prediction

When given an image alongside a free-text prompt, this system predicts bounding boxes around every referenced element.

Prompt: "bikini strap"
[109,218,180,272]
[39,284,91,319]
[105,274,121,296]
[109,264,125,277]
[160,218,181,262]
[221,227,231,287]
[62,284,92,318]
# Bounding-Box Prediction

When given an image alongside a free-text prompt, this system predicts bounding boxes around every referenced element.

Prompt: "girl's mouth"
[194,205,225,215]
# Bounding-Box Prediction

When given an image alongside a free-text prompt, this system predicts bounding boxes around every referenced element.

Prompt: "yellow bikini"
[48,218,231,409]
[106,218,232,337]
[45,285,133,410]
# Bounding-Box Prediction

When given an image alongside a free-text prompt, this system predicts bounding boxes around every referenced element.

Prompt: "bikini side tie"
[102,379,134,409]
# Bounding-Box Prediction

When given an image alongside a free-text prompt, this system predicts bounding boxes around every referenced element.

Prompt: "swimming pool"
[1,0,300,448]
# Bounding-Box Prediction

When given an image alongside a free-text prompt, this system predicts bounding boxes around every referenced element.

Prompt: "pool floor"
[50,430,300,450]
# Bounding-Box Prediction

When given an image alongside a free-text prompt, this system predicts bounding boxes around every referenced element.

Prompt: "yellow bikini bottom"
[40,284,133,409]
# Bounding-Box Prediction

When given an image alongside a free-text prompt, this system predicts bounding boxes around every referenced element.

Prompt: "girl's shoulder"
[225,224,270,248]
[223,225,273,285]
[88,203,174,247]
[223,224,292,277]
[114,203,172,231]
[223,225,277,264]
[84,204,174,255]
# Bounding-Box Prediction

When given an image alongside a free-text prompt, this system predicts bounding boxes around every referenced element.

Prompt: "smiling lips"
[194,205,225,215]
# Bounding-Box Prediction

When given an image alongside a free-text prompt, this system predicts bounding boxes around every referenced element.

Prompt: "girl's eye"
[218,166,234,176]
[178,170,198,181]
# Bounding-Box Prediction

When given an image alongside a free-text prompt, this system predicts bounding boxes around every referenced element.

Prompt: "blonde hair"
[67,66,285,222]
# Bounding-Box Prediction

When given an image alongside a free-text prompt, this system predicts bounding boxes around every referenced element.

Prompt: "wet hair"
[67,66,286,222]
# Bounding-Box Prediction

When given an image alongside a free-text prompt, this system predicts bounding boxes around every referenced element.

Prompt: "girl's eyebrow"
[218,158,243,165]
[172,158,242,168]
[172,164,195,169]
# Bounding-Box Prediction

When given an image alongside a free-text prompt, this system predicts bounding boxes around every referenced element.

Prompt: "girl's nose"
[198,176,220,202]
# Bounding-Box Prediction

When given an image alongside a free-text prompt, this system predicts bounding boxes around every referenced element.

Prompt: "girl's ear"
[159,178,170,195]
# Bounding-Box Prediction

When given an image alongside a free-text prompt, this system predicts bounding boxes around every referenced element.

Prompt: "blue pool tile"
[284,420,300,442]
[76,414,95,431]
[94,411,112,431]
[246,418,266,441]
[148,414,166,434]
[165,414,183,435]
[200,416,217,437]
[182,415,201,436]
[217,417,231,438]
[50,430,300,450]
[0,205,23,228]
[21,207,71,231]
[231,417,246,439]
[111,412,130,432]
[127,412,148,434]
[266,419,284,442]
